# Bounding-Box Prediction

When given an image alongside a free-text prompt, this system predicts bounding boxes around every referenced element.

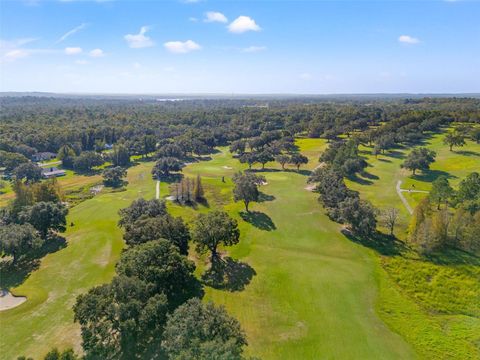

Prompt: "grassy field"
[0,162,155,359]
[167,140,414,359]
[344,130,480,359]
[1,132,478,359]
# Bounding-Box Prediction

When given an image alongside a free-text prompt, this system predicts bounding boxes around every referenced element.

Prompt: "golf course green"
[1,134,479,359]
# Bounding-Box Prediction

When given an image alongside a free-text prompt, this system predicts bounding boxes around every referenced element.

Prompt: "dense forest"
[1,96,480,359]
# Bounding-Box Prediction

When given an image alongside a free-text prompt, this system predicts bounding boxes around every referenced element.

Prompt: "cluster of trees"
[170,175,205,205]
[0,178,67,263]
[152,157,185,179]
[230,132,308,171]
[68,197,249,359]
[320,139,367,177]
[402,147,436,175]
[102,166,127,188]
[309,166,377,237]
[409,172,480,254]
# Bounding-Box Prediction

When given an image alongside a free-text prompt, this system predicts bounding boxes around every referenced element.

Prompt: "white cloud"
[3,49,30,61]
[204,11,228,23]
[241,46,266,53]
[164,40,201,54]
[65,47,83,55]
[124,26,155,48]
[228,16,261,34]
[300,73,312,80]
[0,38,37,49]
[89,48,104,57]
[75,59,89,65]
[56,23,87,43]
[398,35,420,44]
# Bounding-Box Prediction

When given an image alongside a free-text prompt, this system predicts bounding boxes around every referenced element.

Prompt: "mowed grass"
[0,162,155,359]
[167,140,414,359]
[344,130,480,359]
[346,129,480,232]
[2,133,477,359]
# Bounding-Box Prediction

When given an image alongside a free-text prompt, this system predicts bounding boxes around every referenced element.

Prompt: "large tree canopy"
[162,298,248,360]
[232,171,266,212]
[192,210,240,260]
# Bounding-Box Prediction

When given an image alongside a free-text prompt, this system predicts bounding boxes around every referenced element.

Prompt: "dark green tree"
[443,132,465,151]
[289,153,309,170]
[111,145,131,167]
[402,147,436,175]
[73,151,104,172]
[339,197,377,237]
[430,176,454,209]
[232,171,266,212]
[57,145,76,169]
[19,201,67,238]
[162,298,247,360]
[118,198,167,230]
[102,166,127,187]
[275,154,290,170]
[152,157,184,179]
[123,215,190,255]
[192,210,240,260]
[0,223,42,263]
[13,162,43,183]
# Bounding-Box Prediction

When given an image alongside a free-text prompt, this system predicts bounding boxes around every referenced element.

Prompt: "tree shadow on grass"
[384,150,406,159]
[347,174,373,186]
[341,229,406,256]
[202,256,256,292]
[257,192,275,203]
[424,248,480,266]
[239,211,276,231]
[377,158,392,163]
[285,169,312,176]
[155,173,184,184]
[359,170,379,180]
[412,169,456,183]
[454,150,480,157]
[0,235,66,289]
[0,258,40,289]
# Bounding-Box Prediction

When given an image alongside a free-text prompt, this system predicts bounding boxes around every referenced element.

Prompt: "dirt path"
[396,180,429,215]
[156,180,160,199]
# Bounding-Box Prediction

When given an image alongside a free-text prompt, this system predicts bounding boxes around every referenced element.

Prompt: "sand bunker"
[259,181,268,186]
[0,290,26,311]
[305,184,316,191]
[165,195,176,201]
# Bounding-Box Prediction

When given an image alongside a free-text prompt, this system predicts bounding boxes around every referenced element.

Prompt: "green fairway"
[168,140,414,359]
[0,162,156,359]
[344,131,480,359]
[1,133,478,359]
[346,130,480,233]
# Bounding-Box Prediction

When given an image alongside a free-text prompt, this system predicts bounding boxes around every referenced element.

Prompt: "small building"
[42,167,66,178]
[32,152,57,162]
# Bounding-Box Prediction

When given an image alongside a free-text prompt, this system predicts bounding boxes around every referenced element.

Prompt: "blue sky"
[1,0,479,94]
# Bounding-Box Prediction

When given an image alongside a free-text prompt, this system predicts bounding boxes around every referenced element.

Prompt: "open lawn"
[346,130,480,233]
[0,162,155,359]
[167,140,414,359]
[0,140,416,359]
[1,134,478,359]
[345,130,480,359]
